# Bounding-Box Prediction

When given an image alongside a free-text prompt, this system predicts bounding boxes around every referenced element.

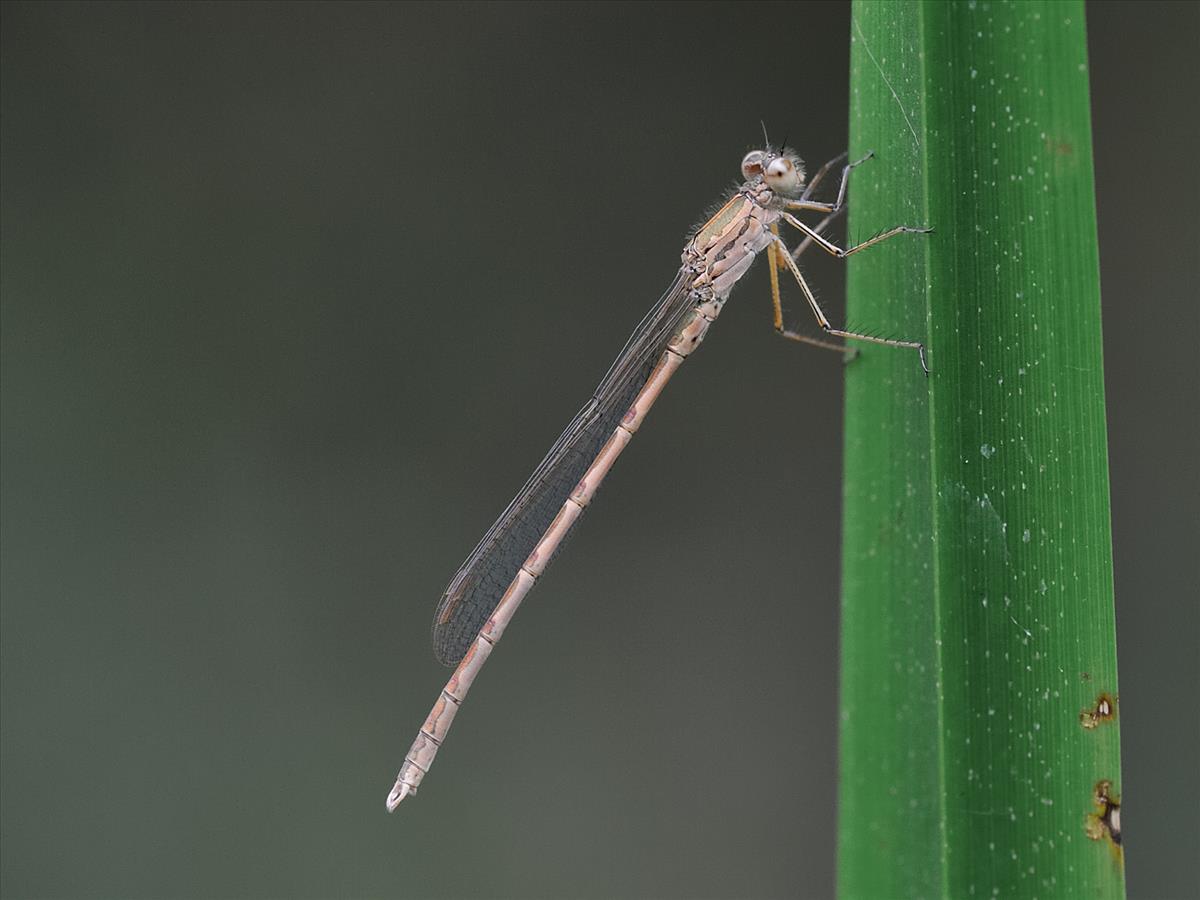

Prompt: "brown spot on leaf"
[1080,692,1117,729]
[1084,779,1122,858]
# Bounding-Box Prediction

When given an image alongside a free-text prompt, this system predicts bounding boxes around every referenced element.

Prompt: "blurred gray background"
[2,2,1196,898]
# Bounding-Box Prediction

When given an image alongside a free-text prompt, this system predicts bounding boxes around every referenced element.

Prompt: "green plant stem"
[837,2,1124,897]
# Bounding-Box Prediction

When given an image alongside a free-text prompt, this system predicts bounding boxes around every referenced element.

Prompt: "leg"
[797,151,847,204]
[782,210,932,260]
[789,204,845,262]
[789,151,875,213]
[768,224,847,355]
[770,233,929,374]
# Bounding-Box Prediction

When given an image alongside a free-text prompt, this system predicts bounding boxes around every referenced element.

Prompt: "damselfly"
[387,144,929,811]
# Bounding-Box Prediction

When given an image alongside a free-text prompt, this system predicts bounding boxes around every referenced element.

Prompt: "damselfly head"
[741,147,806,198]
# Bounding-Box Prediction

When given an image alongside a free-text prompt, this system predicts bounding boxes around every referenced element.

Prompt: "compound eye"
[741,150,766,181]
[764,155,803,196]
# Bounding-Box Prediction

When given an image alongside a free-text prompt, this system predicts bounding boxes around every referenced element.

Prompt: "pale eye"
[764,156,802,196]
[741,150,766,181]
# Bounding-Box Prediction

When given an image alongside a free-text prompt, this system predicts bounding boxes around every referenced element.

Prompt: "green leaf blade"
[838,3,1124,898]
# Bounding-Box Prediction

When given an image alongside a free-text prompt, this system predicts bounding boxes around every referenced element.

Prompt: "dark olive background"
[2,2,1196,898]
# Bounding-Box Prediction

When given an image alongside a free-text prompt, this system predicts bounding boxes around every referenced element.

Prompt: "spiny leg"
[797,151,847,204]
[772,210,857,358]
[768,224,846,354]
[789,151,875,214]
[781,210,931,259]
[789,205,846,262]
[770,233,929,375]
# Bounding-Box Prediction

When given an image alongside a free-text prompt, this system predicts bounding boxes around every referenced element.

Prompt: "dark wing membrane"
[431,271,696,665]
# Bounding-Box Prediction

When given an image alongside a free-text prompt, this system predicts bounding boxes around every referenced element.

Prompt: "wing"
[430,270,696,665]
